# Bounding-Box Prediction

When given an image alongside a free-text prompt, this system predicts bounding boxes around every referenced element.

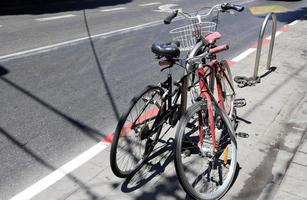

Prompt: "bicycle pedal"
[236,132,249,138]
[234,98,246,108]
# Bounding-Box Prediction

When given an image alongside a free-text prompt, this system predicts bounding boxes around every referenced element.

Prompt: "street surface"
[0,0,307,199]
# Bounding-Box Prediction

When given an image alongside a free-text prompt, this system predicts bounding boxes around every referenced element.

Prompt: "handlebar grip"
[221,3,244,12]
[164,10,178,24]
[209,44,229,55]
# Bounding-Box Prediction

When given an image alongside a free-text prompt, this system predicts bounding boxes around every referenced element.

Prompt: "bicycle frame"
[197,60,236,152]
[137,67,187,142]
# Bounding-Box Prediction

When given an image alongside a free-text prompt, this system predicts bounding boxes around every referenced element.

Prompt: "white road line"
[0,19,162,61]
[0,25,3,28]
[275,30,282,37]
[231,48,256,63]
[100,7,126,12]
[9,141,109,200]
[35,14,76,22]
[155,4,179,12]
[139,2,161,7]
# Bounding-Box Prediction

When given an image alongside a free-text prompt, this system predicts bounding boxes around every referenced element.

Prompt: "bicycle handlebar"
[163,3,244,24]
[164,10,179,24]
[221,3,244,12]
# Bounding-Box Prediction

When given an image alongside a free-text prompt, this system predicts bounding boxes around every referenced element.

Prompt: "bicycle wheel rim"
[220,61,235,117]
[110,86,164,178]
[175,102,237,200]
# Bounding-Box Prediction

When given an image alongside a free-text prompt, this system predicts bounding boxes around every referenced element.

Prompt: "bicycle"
[109,41,189,178]
[109,3,220,178]
[164,3,244,200]
[174,54,238,200]
[110,4,243,190]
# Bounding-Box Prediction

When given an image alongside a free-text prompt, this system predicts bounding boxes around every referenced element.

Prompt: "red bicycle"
[168,3,244,200]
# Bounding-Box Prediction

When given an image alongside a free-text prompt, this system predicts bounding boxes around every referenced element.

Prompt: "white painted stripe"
[139,2,161,6]
[231,48,256,62]
[275,30,282,37]
[289,20,299,26]
[0,25,3,28]
[10,141,109,200]
[0,19,162,61]
[36,14,76,21]
[100,7,126,12]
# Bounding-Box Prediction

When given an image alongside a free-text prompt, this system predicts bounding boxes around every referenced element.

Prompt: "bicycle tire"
[110,85,164,178]
[175,101,237,200]
[218,60,235,118]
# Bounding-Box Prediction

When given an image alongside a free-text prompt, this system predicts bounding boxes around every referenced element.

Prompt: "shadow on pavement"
[0,65,118,199]
[0,65,9,76]
[82,10,120,120]
[0,127,103,200]
[0,0,133,16]
[111,127,190,199]
[0,70,105,142]
[121,137,175,192]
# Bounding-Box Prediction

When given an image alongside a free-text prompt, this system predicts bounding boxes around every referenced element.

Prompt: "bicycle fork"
[198,68,217,154]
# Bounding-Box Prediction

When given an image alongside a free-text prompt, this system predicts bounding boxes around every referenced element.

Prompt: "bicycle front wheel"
[175,101,237,200]
[110,85,164,178]
[218,60,235,117]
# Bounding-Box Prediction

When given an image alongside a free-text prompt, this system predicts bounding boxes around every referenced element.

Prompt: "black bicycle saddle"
[151,41,180,59]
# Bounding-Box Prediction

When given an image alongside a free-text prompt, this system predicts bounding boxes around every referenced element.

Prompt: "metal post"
[253,12,277,79]
[266,13,277,70]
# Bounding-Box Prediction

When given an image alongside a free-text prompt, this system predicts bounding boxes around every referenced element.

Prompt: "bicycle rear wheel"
[175,101,237,200]
[110,86,164,178]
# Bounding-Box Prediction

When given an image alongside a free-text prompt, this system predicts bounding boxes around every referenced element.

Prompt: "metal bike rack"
[234,12,277,87]
[253,12,277,79]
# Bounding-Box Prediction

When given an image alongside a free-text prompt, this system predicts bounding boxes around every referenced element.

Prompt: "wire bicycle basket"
[169,8,219,51]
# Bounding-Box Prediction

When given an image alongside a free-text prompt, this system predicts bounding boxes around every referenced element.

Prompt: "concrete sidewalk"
[274,134,307,200]
[227,16,307,199]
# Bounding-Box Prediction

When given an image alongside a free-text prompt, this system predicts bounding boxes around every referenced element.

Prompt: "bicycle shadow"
[120,132,189,200]
[121,128,175,193]
[119,124,243,199]
[0,65,9,76]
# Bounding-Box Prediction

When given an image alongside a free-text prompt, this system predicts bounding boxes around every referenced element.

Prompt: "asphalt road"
[0,0,307,199]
